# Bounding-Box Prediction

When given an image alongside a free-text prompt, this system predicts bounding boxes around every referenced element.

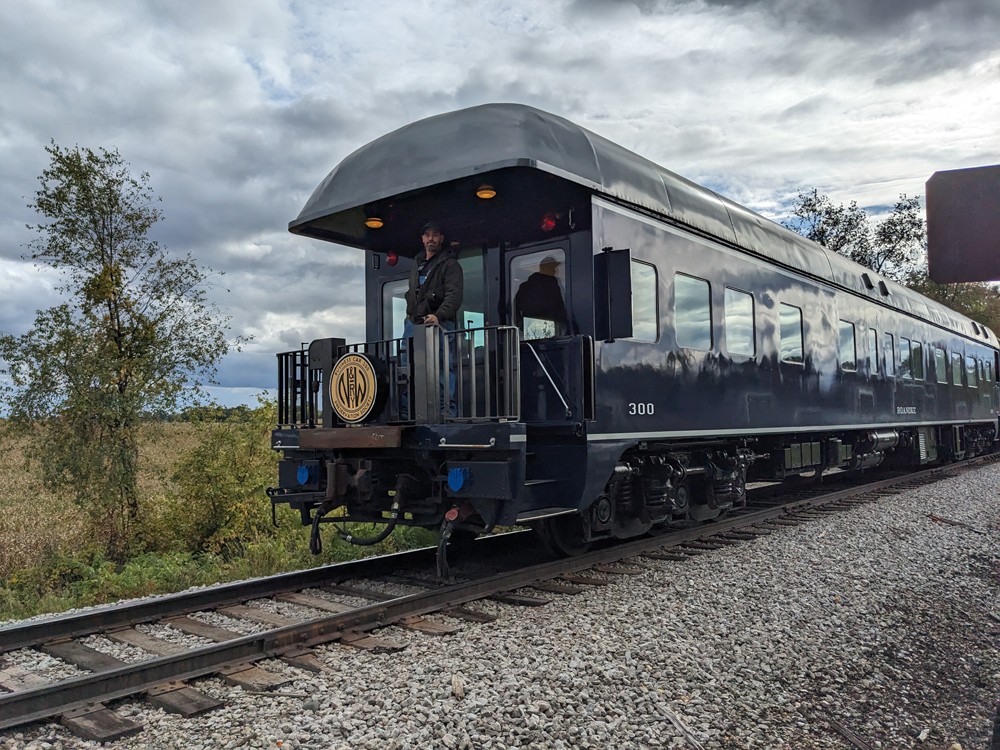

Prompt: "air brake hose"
[336,499,402,546]
[437,517,455,580]
[309,501,333,555]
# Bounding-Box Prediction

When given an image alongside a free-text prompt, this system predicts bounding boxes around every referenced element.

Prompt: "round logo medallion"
[330,353,380,423]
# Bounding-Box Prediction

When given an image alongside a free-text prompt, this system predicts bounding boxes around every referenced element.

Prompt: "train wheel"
[534,515,592,557]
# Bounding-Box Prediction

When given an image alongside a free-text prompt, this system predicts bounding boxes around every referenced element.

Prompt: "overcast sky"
[2,0,998,405]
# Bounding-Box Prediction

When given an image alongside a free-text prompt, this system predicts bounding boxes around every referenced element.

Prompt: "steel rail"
[1,455,989,731]
[0,543,450,654]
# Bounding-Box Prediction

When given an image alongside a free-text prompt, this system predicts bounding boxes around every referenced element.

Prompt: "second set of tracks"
[1,455,996,741]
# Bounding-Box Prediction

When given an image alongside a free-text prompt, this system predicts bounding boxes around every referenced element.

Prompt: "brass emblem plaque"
[330,353,379,423]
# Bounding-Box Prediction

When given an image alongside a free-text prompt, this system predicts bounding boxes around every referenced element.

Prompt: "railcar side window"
[935,347,948,384]
[912,342,924,380]
[868,329,878,374]
[779,303,803,365]
[952,351,963,386]
[630,260,658,342]
[967,355,978,387]
[987,359,993,383]
[839,321,856,371]
[899,338,911,379]
[724,287,755,356]
[674,274,712,350]
[510,249,568,341]
[885,334,895,377]
[382,279,410,340]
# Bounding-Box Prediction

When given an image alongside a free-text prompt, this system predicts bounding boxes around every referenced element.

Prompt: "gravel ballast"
[2,462,1000,749]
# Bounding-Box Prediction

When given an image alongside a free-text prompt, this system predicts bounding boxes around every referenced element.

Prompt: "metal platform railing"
[276,324,520,428]
[276,347,320,428]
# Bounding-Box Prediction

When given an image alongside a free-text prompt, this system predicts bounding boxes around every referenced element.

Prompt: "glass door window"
[382,278,409,340]
[509,248,568,340]
[456,248,485,344]
[382,248,485,341]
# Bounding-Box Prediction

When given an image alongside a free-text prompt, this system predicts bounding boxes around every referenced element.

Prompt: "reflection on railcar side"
[724,287,755,357]
[674,274,712,350]
[630,260,658,343]
[839,320,856,371]
[779,303,803,364]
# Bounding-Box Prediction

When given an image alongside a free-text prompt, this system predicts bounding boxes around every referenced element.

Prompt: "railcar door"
[506,243,592,423]
[380,248,486,340]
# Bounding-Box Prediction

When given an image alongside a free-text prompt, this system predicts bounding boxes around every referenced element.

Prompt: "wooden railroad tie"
[147,682,223,717]
[559,574,612,586]
[678,541,727,551]
[642,550,693,561]
[161,616,242,642]
[217,605,302,628]
[529,581,587,595]
[591,564,646,575]
[61,704,143,744]
[697,537,742,546]
[491,592,551,607]
[219,665,292,692]
[339,632,408,652]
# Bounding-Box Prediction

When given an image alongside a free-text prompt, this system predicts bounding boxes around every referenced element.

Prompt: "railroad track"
[1,455,996,742]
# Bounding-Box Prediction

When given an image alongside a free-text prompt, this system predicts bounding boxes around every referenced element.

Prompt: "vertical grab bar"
[470,331,478,419]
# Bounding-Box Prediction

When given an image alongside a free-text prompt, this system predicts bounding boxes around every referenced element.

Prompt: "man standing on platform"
[403,221,463,416]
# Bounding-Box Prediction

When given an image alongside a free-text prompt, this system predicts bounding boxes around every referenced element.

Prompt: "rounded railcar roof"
[292,103,996,347]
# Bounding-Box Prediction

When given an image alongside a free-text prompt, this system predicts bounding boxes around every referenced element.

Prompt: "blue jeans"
[401,319,457,418]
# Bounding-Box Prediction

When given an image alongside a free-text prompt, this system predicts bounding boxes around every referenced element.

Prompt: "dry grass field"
[0,416,438,620]
[0,421,199,579]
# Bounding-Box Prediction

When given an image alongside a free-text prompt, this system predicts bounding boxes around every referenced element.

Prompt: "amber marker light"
[476,184,497,200]
[365,217,384,229]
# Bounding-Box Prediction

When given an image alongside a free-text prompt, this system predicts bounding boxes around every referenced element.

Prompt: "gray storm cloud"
[1,0,997,404]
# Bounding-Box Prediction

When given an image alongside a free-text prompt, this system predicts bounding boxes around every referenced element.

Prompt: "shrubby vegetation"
[0,401,436,621]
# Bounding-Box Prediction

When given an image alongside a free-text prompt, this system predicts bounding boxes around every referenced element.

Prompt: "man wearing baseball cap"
[405,222,463,327]
[403,221,464,416]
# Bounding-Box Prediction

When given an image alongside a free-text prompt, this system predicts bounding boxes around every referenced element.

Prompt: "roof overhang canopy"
[290,103,995,345]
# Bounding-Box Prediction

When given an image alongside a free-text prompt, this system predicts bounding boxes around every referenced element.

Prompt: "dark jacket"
[405,248,464,323]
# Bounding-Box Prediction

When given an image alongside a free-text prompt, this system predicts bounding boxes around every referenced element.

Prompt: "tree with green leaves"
[783,188,1000,334]
[782,189,924,282]
[0,143,242,559]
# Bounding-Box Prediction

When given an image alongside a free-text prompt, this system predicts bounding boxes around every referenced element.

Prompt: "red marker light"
[541,212,557,232]
[387,252,398,266]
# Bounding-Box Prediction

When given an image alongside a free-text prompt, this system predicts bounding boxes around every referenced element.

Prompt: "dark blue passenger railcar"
[269,104,999,565]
